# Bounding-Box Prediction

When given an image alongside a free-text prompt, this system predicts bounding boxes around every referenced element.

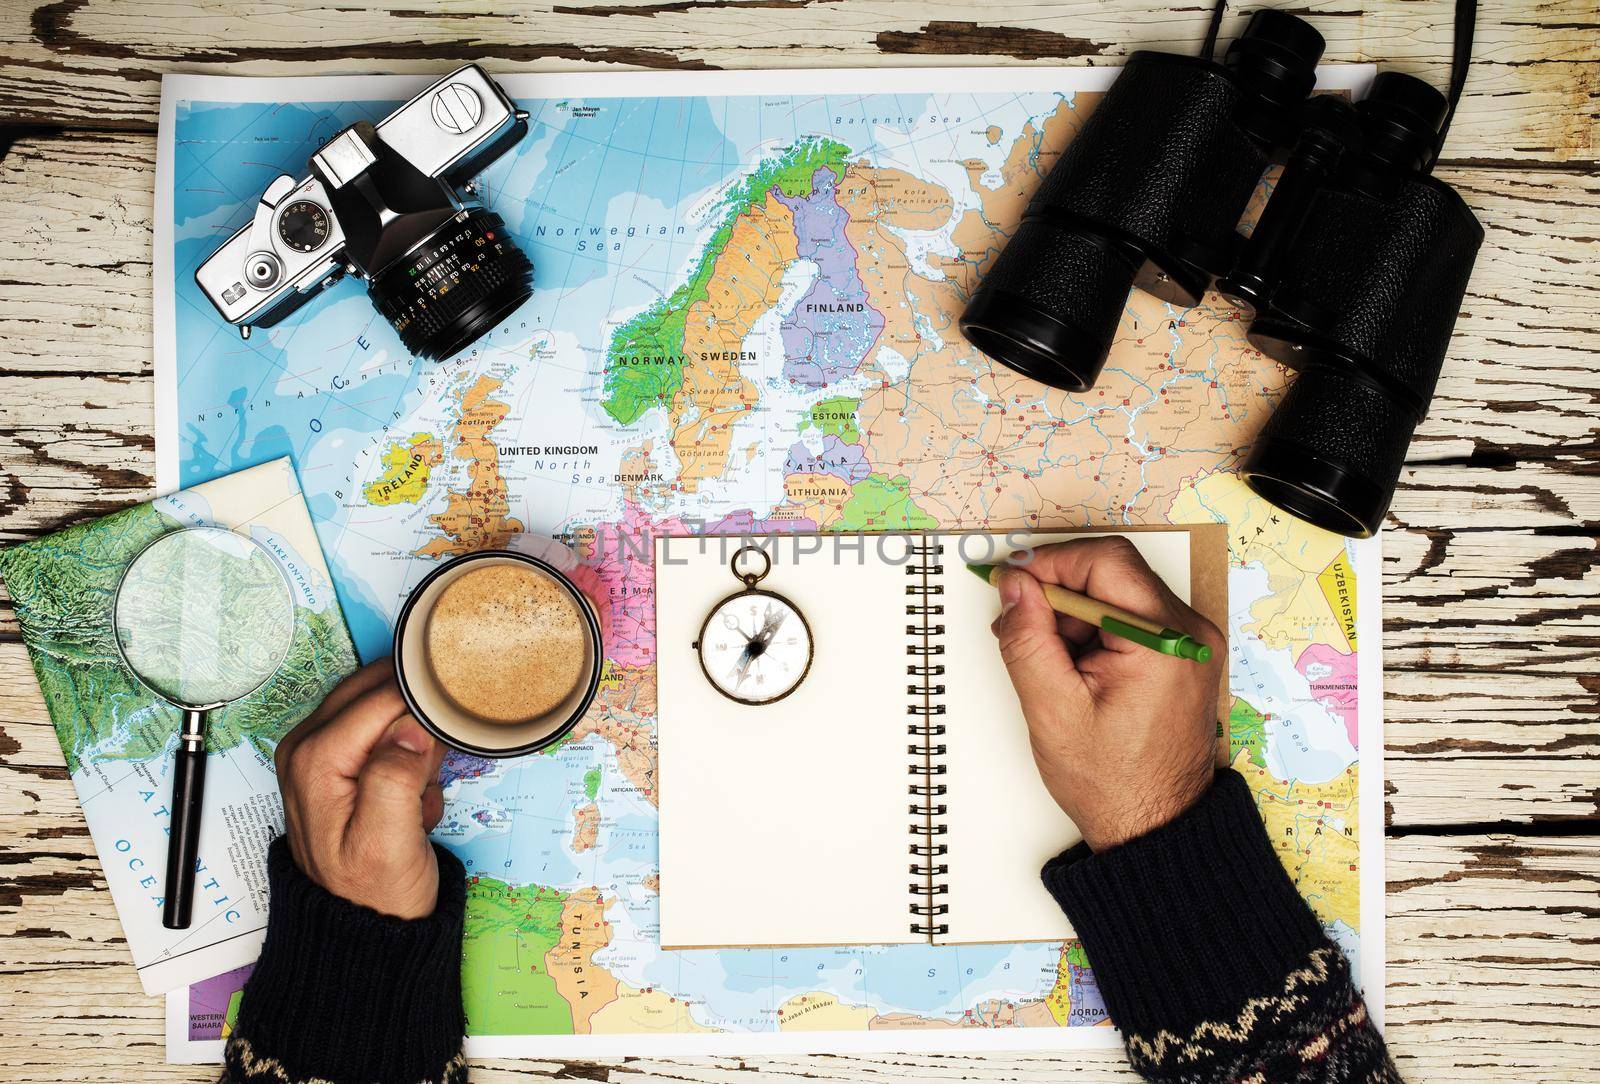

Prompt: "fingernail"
[388,717,434,755]
[998,570,1023,615]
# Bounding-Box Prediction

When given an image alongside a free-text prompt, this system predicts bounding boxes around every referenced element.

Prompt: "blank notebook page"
[937,530,1192,944]
[655,535,920,949]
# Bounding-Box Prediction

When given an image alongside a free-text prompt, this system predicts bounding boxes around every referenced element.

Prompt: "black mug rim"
[392,549,604,759]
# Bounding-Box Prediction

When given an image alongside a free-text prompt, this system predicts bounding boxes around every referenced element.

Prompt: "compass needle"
[695,545,814,706]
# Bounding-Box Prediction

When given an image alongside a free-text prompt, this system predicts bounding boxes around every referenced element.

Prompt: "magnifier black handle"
[163,708,208,930]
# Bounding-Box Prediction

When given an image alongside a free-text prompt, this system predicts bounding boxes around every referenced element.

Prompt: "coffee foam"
[426,563,587,724]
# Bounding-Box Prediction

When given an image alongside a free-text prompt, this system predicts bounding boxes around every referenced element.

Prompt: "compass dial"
[277,200,331,253]
[696,590,813,705]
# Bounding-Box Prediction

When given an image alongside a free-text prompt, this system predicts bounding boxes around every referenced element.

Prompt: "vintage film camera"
[195,65,535,361]
[960,6,1482,538]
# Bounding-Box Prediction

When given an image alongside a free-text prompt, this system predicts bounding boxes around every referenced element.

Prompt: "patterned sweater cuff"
[225,836,467,1084]
[1041,768,1329,1041]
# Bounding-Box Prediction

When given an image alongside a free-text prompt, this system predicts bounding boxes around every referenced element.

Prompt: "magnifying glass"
[113,526,296,930]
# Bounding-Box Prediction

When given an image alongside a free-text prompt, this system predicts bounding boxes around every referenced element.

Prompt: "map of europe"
[160,71,1372,1052]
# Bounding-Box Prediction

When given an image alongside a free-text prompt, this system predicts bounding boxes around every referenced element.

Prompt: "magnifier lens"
[114,529,296,708]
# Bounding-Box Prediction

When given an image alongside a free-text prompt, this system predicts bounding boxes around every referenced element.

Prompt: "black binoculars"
[960,9,1483,538]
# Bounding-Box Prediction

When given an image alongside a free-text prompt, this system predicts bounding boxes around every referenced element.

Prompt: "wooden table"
[1,1,1595,1079]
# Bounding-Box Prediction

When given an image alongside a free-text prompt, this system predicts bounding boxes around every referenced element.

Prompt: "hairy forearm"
[1043,769,1399,1083]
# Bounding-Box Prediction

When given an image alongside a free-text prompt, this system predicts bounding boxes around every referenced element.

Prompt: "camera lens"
[368,207,534,361]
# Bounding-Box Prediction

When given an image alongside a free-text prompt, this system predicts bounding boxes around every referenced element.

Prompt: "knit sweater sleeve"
[222,836,468,1084]
[1042,768,1399,1083]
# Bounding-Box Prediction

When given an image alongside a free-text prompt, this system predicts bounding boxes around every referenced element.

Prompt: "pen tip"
[965,562,995,584]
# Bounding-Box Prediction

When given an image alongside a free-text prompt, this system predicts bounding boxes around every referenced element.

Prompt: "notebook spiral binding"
[906,539,949,938]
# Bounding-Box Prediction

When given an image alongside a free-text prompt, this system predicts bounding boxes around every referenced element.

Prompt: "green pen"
[967,562,1212,663]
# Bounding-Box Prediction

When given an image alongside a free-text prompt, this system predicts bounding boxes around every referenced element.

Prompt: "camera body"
[195,65,534,361]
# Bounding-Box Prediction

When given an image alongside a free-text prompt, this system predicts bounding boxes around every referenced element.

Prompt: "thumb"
[348,716,446,846]
[991,568,1080,720]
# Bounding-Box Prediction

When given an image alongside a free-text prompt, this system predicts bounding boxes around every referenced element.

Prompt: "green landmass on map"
[364,432,440,506]
[461,875,573,1035]
[601,137,852,425]
[801,396,861,443]
[114,530,296,708]
[583,766,602,801]
[0,503,171,772]
[831,474,937,531]
[210,605,356,758]
[0,503,355,774]
[1229,696,1269,770]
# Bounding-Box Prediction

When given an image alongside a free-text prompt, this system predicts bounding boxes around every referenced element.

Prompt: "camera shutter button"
[431,83,483,134]
[246,252,283,289]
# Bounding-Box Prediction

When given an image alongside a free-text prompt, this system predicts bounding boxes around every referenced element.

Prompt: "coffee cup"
[394,550,603,757]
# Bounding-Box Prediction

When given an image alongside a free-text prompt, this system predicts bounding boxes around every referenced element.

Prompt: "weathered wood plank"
[1,3,1595,1079]
[0,1,1594,164]
[1383,833,1600,1077]
[0,133,153,380]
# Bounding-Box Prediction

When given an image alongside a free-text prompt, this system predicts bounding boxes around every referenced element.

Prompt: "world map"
[158,70,1374,1054]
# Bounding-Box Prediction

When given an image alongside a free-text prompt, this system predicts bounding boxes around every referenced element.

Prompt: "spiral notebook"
[655,526,1228,949]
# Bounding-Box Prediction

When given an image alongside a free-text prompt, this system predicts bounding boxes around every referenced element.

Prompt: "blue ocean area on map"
[173,92,924,659]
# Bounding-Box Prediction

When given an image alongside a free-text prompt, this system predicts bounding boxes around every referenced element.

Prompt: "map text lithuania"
[168,82,1365,1039]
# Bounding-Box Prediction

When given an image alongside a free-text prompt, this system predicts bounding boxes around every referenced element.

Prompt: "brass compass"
[692,545,814,706]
